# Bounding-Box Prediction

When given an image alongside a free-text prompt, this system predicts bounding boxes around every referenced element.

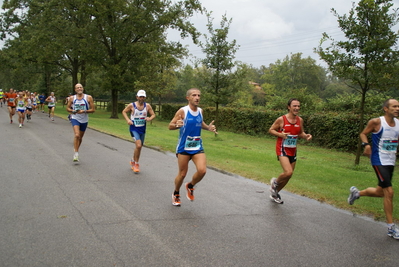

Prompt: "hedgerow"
[161,104,373,152]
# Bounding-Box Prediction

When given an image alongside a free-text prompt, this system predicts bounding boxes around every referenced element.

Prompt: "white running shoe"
[348,186,359,205]
[270,193,284,204]
[388,225,399,239]
[73,153,79,162]
[270,177,278,198]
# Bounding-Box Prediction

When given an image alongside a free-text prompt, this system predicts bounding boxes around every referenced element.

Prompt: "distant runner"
[122,90,156,173]
[66,83,95,162]
[0,89,4,107]
[38,93,46,112]
[45,92,56,121]
[5,88,17,124]
[16,91,27,128]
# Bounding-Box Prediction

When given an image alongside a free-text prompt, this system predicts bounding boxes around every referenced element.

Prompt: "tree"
[0,0,202,118]
[135,48,181,117]
[261,53,327,97]
[174,64,199,103]
[315,0,399,164]
[200,13,239,122]
[0,0,95,92]
[88,0,202,118]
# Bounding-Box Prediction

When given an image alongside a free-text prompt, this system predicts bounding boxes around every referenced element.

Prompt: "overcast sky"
[1,0,399,68]
[169,0,399,68]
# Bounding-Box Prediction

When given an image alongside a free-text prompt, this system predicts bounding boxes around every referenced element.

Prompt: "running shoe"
[270,193,284,204]
[51,117,54,121]
[133,163,140,173]
[10,120,12,124]
[270,177,278,198]
[348,186,359,205]
[73,153,79,162]
[185,182,194,201]
[19,124,22,128]
[388,225,399,239]
[172,194,181,206]
[130,160,135,170]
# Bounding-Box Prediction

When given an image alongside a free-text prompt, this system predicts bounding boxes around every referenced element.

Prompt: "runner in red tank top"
[268,98,312,204]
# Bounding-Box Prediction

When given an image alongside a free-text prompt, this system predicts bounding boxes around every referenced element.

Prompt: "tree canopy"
[315,0,399,164]
[0,0,203,118]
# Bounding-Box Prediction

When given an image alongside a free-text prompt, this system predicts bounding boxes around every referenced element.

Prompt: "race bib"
[283,135,298,148]
[133,117,146,127]
[381,139,398,153]
[74,103,86,111]
[184,136,201,151]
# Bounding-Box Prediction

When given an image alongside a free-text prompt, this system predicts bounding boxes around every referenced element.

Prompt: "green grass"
[55,106,397,222]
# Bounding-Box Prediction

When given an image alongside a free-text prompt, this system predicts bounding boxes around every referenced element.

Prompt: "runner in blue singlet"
[168,88,217,206]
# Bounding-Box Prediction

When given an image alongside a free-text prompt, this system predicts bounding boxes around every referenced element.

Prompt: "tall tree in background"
[315,0,399,165]
[261,53,327,97]
[0,0,202,118]
[135,47,181,117]
[0,0,94,93]
[200,13,239,122]
[89,0,201,118]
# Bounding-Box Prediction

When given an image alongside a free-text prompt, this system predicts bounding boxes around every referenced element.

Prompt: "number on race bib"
[283,135,298,148]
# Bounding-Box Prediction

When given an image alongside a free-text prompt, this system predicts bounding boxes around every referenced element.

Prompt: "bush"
[161,103,374,152]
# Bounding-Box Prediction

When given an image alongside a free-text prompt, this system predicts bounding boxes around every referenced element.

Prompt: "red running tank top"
[275,115,302,157]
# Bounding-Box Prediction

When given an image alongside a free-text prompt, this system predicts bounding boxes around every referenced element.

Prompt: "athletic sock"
[187,183,194,189]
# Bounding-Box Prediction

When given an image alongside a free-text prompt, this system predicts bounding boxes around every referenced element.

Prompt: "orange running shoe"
[133,163,140,173]
[185,183,194,201]
[172,194,181,206]
[130,160,135,170]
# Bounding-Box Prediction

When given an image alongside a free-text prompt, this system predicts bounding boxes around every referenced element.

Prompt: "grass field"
[55,106,398,222]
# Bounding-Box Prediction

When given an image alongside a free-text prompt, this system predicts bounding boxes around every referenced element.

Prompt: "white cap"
[137,90,146,97]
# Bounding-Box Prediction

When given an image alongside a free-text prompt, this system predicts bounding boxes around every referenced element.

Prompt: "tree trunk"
[71,58,80,92]
[215,102,219,137]
[158,94,162,117]
[355,90,367,165]
[110,88,119,119]
[80,61,87,88]
[45,72,51,95]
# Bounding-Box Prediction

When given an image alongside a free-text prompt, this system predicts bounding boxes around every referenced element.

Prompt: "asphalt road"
[0,105,398,267]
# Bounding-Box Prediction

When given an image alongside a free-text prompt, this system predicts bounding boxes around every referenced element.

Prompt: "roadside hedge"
[161,104,369,152]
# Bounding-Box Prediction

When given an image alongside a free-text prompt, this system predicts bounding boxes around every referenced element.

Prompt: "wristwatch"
[361,142,371,147]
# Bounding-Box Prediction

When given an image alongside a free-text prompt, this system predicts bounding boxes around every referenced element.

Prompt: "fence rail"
[94,99,110,109]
